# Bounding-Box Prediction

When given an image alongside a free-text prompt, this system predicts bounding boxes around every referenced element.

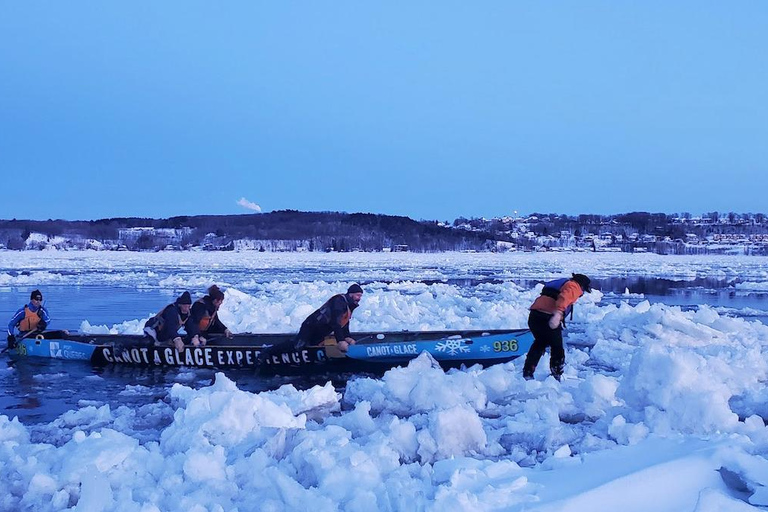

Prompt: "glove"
[37,320,47,331]
[7,334,15,344]
[548,311,563,329]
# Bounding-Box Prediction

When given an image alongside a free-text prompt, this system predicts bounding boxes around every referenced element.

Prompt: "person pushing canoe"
[187,285,233,346]
[296,283,364,352]
[143,291,193,353]
[523,273,593,381]
[261,283,364,359]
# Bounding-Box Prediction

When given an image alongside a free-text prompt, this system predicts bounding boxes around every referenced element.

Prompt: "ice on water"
[2,252,768,510]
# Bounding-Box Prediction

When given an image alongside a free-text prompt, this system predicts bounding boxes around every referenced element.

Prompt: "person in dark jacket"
[143,291,192,352]
[262,284,364,359]
[296,284,363,352]
[7,289,51,349]
[523,273,592,381]
[187,285,233,346]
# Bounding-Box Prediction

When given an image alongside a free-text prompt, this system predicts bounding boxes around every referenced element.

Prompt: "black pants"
[258,330,317,363]
[523,310,565,378]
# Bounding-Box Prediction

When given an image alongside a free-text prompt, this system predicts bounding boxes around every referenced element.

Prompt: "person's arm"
[7,308,24,336]
[549,281,582,328]
[209,313,227,334]
[340,317,351,340]
[158,306,180,342]
[555,281,582,312]
[329,296,350,342]
[186,303,202,339]
[38,306,51,330]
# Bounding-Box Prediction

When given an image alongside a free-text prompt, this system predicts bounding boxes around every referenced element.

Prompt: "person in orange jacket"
[523,273,592,381]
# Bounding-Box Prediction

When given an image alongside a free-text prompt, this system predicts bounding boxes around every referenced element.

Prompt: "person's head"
[208,285,225,308]
[346,283,364,305]
[176,291,193,314]
[30,289,43,306]
[572,273,592,294]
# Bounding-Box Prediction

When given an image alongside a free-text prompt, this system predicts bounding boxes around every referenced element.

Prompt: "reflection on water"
[1,356,362,426]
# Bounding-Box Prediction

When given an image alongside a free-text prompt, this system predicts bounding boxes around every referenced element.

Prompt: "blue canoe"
[8,329,534,374]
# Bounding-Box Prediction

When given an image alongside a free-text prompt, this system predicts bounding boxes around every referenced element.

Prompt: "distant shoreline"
[1,210,766,255]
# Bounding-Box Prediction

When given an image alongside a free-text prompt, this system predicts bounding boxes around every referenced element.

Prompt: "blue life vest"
[540,278,575,319]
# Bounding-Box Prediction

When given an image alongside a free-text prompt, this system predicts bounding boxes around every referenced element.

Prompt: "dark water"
[2,277,767,425]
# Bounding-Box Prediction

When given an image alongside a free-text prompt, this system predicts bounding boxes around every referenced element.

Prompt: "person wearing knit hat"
[7,289,52,348]
[187,285,233,346]
[300,283,364,351]
[523,273,593,381]
[143,290,193,353]
[262,284,365,359]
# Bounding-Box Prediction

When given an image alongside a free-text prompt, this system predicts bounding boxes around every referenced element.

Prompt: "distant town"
[1,210,767,255]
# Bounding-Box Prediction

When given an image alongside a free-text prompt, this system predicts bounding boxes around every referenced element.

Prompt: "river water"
[2,252,767,424]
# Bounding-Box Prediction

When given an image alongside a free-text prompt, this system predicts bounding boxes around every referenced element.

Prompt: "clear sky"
[1,2,766,222]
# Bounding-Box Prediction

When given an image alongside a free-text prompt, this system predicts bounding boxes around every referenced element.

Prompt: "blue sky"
[1,2,766,221]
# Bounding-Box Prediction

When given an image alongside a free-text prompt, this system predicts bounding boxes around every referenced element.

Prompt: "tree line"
[2,210,766,253]
[0,211,493,252]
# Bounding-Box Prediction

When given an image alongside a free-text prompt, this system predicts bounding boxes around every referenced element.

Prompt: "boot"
[523,365,535,380]
[550,362,564,381]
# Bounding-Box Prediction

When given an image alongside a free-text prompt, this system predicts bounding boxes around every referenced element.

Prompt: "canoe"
[8,329,534,374]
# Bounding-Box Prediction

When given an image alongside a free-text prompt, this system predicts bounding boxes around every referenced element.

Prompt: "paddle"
[322,333,385,358]
[191,332,233,346]
[354,333,386,344]
[1,329,43,355]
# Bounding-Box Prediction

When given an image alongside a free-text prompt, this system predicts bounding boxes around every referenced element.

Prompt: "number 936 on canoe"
[493,339,519,352]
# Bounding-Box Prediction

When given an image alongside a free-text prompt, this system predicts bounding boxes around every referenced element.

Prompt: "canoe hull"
[10,329,534,373]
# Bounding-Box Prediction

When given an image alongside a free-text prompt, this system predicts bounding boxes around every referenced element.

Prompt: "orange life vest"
[195,298,218,332]
[339,305,351,328]
[331,294,352,328]
[19,306,42,332]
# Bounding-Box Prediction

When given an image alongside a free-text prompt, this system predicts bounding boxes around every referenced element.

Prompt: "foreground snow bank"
[6,296,768,512]
[7,265,768,510]
[0,366,763,512]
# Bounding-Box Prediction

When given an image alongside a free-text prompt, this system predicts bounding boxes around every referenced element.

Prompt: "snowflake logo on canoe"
[435,338,471,356]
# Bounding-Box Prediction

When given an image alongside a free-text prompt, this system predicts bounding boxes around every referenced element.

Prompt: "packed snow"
[2,251,768,510]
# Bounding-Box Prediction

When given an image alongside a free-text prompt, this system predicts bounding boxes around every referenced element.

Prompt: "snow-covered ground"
[2,252,768,510]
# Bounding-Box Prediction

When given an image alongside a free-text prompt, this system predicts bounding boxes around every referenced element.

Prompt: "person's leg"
[258,330,314,363]
[549,328,565,380]
[523,312,550,379]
